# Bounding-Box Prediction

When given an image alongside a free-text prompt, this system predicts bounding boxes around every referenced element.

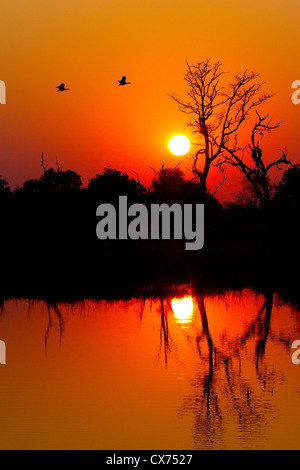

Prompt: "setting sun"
[171,296,193,325]
[168,135,190,156]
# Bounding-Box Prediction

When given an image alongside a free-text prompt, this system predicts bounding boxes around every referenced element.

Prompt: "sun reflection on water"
[171,296,193,326]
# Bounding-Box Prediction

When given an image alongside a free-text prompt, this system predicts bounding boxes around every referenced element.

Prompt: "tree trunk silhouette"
[171,59,272,196]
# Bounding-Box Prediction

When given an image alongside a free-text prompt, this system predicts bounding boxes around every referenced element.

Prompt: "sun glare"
[171,296,193,325]
[168,135,190,156]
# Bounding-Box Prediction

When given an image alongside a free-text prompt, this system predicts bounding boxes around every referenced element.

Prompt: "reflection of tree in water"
[44,301,65,350]
[179,289,294,448]
[35,288,296,447]
[158,298,171,364]
[140,294,173,365]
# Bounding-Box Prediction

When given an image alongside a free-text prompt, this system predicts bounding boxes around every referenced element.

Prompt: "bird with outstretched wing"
[56,83,70,91]
[118,76,131,86]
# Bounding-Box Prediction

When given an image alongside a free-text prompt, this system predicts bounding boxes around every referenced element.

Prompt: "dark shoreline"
[1,190,299,306]
[1,234,299,309]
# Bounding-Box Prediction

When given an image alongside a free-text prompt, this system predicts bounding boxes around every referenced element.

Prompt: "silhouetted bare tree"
[171,59,272,197]
[218,112,294,208]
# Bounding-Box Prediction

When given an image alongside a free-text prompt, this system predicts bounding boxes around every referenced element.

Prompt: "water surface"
[0,287,300,449]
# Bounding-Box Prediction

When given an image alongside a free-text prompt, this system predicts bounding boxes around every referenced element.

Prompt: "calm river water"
[0,287,300,449]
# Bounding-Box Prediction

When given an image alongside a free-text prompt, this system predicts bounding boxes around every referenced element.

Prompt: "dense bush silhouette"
[16,168,82,194]
[0,176,11,194]
[0,160,299,300]
[273,165,300,208]
[88,167,147,203]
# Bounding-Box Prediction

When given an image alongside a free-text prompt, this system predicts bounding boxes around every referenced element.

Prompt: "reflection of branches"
[44,302,65,350]
[44,303,52,349]
[234,291,273,368]
[222,356,264,426]
[138,296,146,322]
[196,296,217,405]
[159,298,171,364]
[139,294,173,364]
[138,293,173,364]
[270,332,292,352]
[182,290,280,447]
[232,291,284,391]
[192,296,222,439]
[255,291,272,367]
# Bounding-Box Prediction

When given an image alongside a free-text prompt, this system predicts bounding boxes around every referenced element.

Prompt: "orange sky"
[1,0,300,201]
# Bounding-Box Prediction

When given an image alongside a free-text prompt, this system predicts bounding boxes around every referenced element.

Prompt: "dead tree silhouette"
[218,112,294,209]
[171,59,272,197]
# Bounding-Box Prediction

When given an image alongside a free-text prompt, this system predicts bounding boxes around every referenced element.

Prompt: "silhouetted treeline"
[2,162,300,206]
[0,163,300,300]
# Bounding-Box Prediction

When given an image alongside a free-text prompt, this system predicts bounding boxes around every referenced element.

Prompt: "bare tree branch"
[170,59,272,197]
[211,173,227,198]
[218,115,293,208]
[41,152,46,172]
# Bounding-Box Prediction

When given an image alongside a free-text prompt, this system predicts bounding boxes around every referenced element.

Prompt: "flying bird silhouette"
[56,83,70,91]
[118,76,131,86]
